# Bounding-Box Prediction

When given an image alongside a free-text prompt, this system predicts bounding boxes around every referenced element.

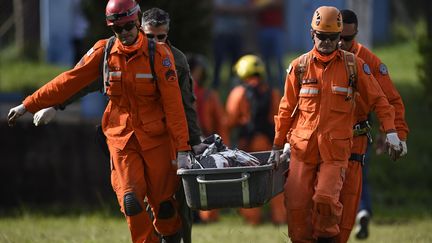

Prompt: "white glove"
[400,140,407,157]
[33,107,57,126]
[267,145,282,167]
[177,151,192,169]
[7,104,27,127]
[386,132,402,161]
[283,143,291,154]
[280,143,291,162]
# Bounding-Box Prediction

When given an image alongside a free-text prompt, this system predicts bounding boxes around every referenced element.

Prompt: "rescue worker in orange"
[226,54,286,225]
[7,0,192,242]
[335,9,409,243]
[187,53,230,223]
[267,6,403,242]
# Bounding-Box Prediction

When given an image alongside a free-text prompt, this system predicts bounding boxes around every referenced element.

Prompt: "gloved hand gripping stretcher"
[177,134,290,210]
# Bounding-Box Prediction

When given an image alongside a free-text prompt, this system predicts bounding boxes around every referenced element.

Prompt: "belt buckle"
[361,154,366,166]
[354,124,361,130]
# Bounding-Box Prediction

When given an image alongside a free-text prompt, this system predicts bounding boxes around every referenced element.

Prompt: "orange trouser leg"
[239,207,262,225]
[336,136,367,243]
[312,160,347,239]
[285,159,317,243]
[141,138,182,236]
[335,161,363,243]
[109,135,181,243]
[270,193,287,224]
[199,209,220,222]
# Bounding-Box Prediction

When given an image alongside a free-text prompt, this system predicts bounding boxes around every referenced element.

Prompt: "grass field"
[0,213,431,243]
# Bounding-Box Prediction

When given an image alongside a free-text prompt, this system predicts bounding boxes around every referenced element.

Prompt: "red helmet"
[105,0,140,26]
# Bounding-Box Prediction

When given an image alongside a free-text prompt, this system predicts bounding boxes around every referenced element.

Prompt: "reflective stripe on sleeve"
[136,73,153,79]
[109,71,122,78]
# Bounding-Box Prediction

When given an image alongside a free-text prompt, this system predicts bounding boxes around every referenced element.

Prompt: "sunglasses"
[340,33,357,42]
[146,33,167,41]
[111,21,136,33]
[314,32,340,41]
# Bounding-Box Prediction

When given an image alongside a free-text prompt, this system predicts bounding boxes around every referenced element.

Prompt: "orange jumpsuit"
[274,47,396,242]
[194,85,230,222]
[226,78,286,225]
[23,32,190,243]
[336,41,409,243]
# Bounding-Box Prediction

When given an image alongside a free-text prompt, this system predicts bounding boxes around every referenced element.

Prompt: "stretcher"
[177,151,289,210]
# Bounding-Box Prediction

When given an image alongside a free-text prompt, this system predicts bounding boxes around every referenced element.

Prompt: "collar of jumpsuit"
[347,39,359,54]
[116,30,145,54]
[312,46,338,63]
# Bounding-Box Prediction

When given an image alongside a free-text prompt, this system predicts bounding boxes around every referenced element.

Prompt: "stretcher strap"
[241,172,250,208]
[199,182,208,209]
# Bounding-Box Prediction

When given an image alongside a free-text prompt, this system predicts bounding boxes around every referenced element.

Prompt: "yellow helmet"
[233,55,266,80]
[311,6,342,33]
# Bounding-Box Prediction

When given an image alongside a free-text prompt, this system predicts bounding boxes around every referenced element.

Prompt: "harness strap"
[349,153,365,165]
[342,50,357,101]
[295,53,310,86]
[291,53,311,117]
[102,36,116,95]
[148,39,157,82]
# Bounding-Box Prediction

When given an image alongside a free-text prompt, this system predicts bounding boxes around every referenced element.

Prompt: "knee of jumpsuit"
[152,198,182,236]
[312,193,343,237]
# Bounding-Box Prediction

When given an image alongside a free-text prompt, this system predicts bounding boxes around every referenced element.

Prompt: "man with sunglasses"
[7,0,191,242]
[335,9,409,243]
[142,8,206,157]
[268,6,402,242]
[29,5,204,243]
[141,7,206,243]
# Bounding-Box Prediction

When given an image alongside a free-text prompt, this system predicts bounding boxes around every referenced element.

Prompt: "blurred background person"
[254,0,286,90]
[225,54,286,225]
[71,0,89,64]
[211,0,252,90]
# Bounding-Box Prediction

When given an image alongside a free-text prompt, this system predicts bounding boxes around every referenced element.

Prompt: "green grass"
[0,213,431,243]
[0,46,68,92]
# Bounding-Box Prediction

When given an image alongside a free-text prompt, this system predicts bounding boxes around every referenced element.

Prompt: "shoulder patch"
[165,69,177,82]
[379,63,388,75]
[363,63,371,75]
[162,57,172,68]
[287,64,293,74]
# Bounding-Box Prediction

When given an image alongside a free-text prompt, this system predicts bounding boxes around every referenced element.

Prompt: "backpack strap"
[148,38,157,82]
[102,36,116,95]
[295,53,311,87]
[342,50,357,101]
[290,53,311,117]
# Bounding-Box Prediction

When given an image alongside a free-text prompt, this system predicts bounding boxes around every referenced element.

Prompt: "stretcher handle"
[196,172,250,184]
